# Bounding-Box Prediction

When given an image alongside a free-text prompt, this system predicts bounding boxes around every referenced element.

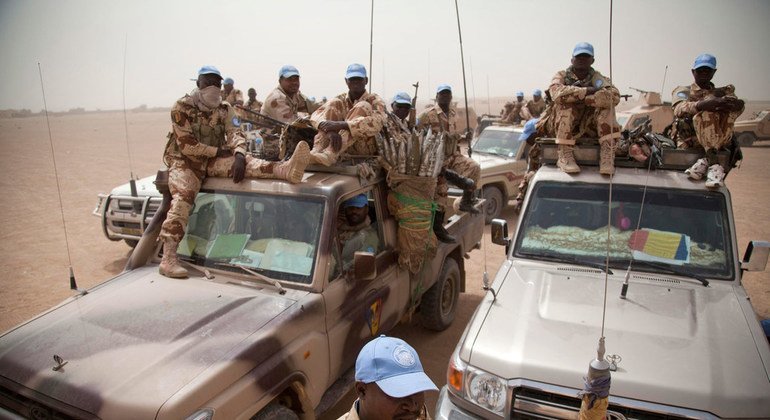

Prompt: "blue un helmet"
[520,118,539,142]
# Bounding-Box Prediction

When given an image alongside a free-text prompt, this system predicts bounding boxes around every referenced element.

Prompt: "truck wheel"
[736,132,756,147]
[420,258,460,331]
[252,402,299,420]
[124,239,139,248]
[482,186,504,224]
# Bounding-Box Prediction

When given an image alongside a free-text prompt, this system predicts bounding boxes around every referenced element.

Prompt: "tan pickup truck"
[0,168,484,419]
[734,109,770,146]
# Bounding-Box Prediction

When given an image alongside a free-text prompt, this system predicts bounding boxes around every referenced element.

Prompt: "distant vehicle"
[450,126,527,224]
[734,109,770,146]
[93,175,161,247]
[616,88,674,133]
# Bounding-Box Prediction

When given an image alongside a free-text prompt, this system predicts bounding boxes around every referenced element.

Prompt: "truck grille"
[0,385,82,420]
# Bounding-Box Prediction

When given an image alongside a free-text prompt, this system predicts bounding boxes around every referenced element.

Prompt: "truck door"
[322,185,408,381]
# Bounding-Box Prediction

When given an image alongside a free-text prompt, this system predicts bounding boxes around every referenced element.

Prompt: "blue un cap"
[355,336,438,398]
[572,42,594,57]
[533,89,542,96]
[692,53,717,70]
[279,65,300,78]
[520,118,539,142]
[345,63,367,79]
[392,91,412,105]
[197,65,222,78]
[343,194,368,208]
[224,77,234,85]
[516,91,524,97]
[436,84,452,94]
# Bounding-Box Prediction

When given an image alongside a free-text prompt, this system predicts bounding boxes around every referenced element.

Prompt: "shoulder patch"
[595,79,604,88]
[677,91,688,99]
[232,116,240,126]
[171,110,187,125]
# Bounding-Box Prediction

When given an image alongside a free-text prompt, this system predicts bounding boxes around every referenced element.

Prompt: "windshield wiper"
[214,262,287,294]
[520,251,613,274]
[629,260,709,287]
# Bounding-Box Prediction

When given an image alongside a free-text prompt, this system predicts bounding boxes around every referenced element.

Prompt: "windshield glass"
[515,182,733,279]
[473,129,523,158]
[178,191,324,284]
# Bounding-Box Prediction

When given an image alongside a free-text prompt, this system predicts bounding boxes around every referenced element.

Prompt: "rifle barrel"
[236,105,288,128]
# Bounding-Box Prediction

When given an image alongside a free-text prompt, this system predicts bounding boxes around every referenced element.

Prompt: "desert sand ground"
[0,107,768,418]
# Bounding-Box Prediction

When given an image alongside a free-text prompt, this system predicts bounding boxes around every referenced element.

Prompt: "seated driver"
[338,194,380,269]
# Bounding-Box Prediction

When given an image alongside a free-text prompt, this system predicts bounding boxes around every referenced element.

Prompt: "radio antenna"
[122,34,138,199]
[659,65,669,95]
[37,62,84,294]
[453,0,472,156]
[368,0,374,94]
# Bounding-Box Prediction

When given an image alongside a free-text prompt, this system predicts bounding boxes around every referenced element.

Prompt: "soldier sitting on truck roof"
[537,42,621,175]
[521,89,546,120]
[158,65,310,279]
[338,194,380,271]
[339,335,437,420]
[309,63,387,166]
[671,53,745,188]
[501,92,525,125]
[259,65,314,160]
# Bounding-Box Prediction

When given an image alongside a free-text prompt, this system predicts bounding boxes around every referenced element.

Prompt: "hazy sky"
[1,0,769,112]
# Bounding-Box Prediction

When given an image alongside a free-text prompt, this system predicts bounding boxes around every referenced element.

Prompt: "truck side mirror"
[353,251,377,280]
[491,219,511,255]
[741,241,770,272]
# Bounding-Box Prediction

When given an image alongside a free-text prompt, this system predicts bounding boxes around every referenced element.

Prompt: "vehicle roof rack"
[537,138,732,173]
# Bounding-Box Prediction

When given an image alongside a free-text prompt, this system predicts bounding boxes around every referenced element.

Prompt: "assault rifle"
[235,105,317,139]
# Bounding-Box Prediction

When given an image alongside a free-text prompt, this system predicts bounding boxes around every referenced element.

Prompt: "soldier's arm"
[264,91,296,123]
[347,95,387,139]
[171,105,218,159]
[548,71,586,104]
[223,105,247,156]
[310,100,332,129]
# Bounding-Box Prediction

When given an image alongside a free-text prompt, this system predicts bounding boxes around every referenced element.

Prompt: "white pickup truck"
[436,143,770,419]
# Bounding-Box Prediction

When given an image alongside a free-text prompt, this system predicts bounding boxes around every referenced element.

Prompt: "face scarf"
[192,85,222,111]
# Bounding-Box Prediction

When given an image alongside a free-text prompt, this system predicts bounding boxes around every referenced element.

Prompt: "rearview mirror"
[491,219,511,255]
[353,252,377,280]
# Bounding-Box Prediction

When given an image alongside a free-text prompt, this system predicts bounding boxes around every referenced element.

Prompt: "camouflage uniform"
[540,66,620,145]
[260,87,312,159]
[501,101,524,125]
[309,92,387,165]
[223,88,245,119]
[521,98,546,120]
[417,104,480,211]
[161,95,296,243]
[337,400,430,420]
[382,111,411,143]
[244,98,262,114]
[338,216,380,270]
[671,83,744,150]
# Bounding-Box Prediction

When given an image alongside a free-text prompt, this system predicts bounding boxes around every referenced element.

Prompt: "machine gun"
[408,81,419,129]
[236,105,317,160]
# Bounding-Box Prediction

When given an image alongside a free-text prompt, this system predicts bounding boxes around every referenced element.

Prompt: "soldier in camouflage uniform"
[245,88,262,114]
[382,91,413,142]
[159,66,310,279]
[513,118,542,212]
[260,65,314,160]
[500,101,513,117]
[416,84,480,243]
[502,91,525,125]
[520,89,546,120]
[222,77,244,120]
[337,194,380,271]
[537,42,620,175]
[309,64,386,166]
[671,53,744,188]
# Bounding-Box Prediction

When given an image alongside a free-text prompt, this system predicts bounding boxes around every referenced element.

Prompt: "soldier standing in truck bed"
[671,53,744,188]
[159,65,310,279]
[537,42,620,175]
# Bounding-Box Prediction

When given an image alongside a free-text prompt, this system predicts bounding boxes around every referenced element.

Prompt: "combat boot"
[159,239,188,279]
[599,139,616,175]
[275,141,310,183]
[458,190,480,214]
[557,144,580,174]
[432,211,456,243]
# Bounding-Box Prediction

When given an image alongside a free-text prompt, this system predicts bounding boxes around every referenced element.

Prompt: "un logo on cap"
[392,346,416,367]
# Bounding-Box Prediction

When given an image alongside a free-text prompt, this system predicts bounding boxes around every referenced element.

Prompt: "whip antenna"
[453,0,472,156]
[122,34,138,200]
[37,62,83,294]
[660,65,669,95]
[368,0,374,94]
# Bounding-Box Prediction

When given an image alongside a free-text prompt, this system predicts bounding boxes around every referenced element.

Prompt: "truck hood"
[0,267,304,417]
[109,175,161,197]
[468,261,770,417]
[473,151,517,164]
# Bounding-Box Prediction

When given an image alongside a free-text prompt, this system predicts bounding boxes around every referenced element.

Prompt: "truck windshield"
[473,129,523,158]
[178,191,324,284]
[515,182,733,279]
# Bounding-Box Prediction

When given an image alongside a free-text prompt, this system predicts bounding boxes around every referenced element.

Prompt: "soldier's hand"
[216,147,232,158]
[231,153,246,183]
[585,86,600,96]
[319,121,345,132]
[329,132,343,152]
[696,98,720,112]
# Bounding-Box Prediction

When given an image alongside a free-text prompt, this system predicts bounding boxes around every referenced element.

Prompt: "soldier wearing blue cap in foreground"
[521,89,546,120]
[260,65,315,159]
[417,84,481,243]
[338,335,437,420]
[537,42,621,175]
[309,63,387,166]
[382,91,413,143]
[158,66,310,278]
[513,118,543,211]
[671,53,744,188]
[338,194,381,271]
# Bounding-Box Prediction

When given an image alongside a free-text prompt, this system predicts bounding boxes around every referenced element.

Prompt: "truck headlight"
[466,368,507,415]
[185,408,214,420]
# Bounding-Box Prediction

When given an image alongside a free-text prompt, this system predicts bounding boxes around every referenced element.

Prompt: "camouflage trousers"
[312,99,378,165]
[160,155,282,242]
[436,152,481,211]
[692,110,739,151]
[549,101,620,145]
[514,143,542,204]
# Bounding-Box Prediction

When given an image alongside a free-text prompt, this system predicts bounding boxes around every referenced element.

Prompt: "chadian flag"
[628,229,690,264]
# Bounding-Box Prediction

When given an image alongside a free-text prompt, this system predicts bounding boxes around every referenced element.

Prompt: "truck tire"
[420,258,460,331]
[252,402,299,420]
[482,186,504,224]
[736,132,756,147]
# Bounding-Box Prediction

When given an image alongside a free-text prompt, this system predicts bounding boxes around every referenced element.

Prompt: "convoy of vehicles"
[436,144,770,419]
[0,168,484,419]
